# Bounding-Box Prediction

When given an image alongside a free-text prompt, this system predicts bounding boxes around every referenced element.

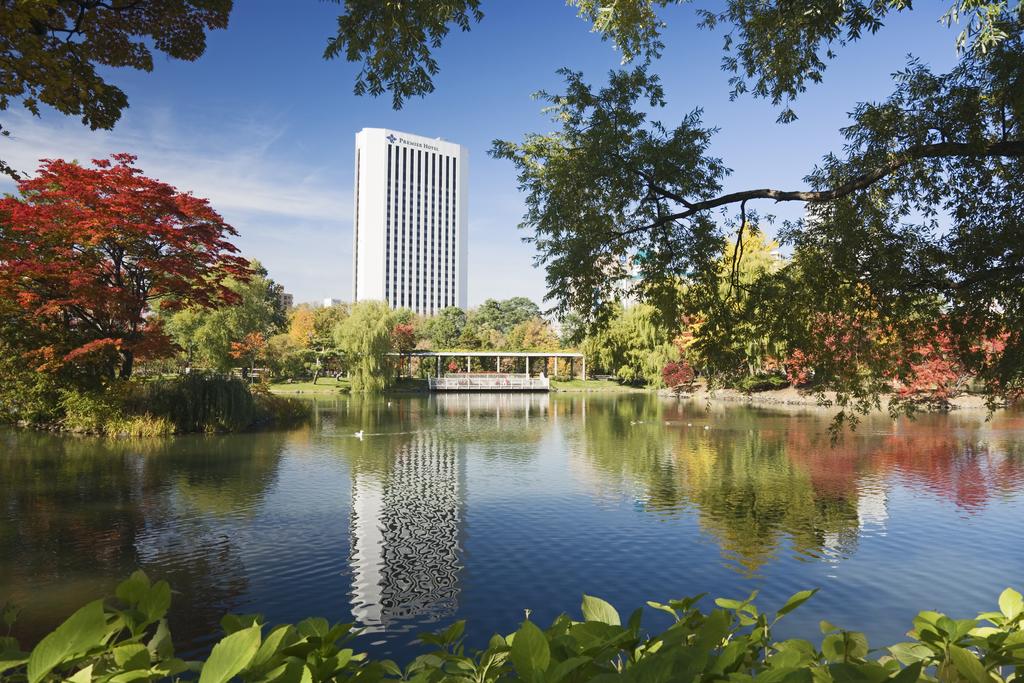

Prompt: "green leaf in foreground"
[947,645,991,683]
[998,588,1023,621]
[27,599,107,683]
[777,590,818,619]
[7,575,1024,683]
[198,623,262,683]
[0,651,29,677]
[510,619,550,678]
[581,594,621,626]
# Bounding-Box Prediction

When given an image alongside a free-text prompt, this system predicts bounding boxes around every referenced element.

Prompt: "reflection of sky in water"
[1,395,1023,661]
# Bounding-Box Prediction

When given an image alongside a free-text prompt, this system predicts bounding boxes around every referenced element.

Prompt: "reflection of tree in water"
[783,412,1024,511]
[563,394,687,509]
[135,433,289,652]
[676,430,860,574]
[346,430,465,633]
[0,430,288,652]
[315,395,422,438]
[568,400,847,573]
[573,400,1024,574]
[0,432,150,592]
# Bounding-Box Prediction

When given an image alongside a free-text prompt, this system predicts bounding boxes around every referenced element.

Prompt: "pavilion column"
[497,356,501,373]
[436,355,441,377]
[582,357,587,381]
[466,356,471,373]
[554,357,558,378]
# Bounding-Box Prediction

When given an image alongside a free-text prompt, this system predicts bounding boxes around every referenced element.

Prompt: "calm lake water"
[2,393,1024,660]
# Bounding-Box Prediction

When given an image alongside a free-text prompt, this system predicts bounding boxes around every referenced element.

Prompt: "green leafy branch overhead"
[325,1,1022,115]
[0,0,232,178]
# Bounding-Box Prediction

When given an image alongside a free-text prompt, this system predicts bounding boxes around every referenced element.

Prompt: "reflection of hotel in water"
[349,430,467,631]
[346,394,558,631]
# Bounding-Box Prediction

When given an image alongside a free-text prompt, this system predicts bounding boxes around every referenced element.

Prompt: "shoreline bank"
[663,385,1000,412]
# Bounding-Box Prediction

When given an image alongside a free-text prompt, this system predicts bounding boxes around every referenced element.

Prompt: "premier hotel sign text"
[387,133,441,153]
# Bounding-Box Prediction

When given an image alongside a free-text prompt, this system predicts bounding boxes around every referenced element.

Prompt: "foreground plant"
[3,574,1024,683]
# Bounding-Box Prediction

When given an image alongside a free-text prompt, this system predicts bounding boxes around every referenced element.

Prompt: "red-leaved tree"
[662,360,695,392]
[230,332,267,380]
[894,331,1009,407]
[0,154,251,380]
[391,323,416,354]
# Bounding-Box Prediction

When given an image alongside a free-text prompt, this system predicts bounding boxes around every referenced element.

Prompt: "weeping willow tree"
[580,303,679,385]
[334,301,396,393]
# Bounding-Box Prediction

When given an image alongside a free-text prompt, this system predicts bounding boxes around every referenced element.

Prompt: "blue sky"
[0,1,961,307]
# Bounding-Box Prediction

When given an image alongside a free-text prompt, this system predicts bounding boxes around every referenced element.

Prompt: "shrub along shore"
[1,572,1022,683]
[4,375,307,437]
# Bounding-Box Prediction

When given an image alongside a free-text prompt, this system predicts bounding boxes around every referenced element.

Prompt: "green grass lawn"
[550,378,649,392]
[267,376,350,394]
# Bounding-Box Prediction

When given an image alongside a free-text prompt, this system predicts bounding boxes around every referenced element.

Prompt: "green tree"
[581,304,678,386]
[264,333,312,380]
[462,297,544,349]
[314,303,349,340]
[0,0,232,179]
[505,317,559,351]
[325,1,1017,114]
[491,38,1024,412]
[456,317,484,350]
[688,226,789,383]
[558,311,587,347]
[473,297,542,335]
[164,263,286,372]
[305,304,349,383]
[427,306,468,349]
[333,300,395,393]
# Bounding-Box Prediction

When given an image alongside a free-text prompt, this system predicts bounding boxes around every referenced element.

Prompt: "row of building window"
[383,143,459,313]
[353,148,361,301]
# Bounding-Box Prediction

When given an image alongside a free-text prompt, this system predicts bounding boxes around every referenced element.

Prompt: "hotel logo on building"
[386,132,441,152]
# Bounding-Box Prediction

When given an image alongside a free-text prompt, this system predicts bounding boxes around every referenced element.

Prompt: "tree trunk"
[119,349,134,380]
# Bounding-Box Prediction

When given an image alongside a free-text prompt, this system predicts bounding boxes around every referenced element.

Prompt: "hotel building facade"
[352,128,468,314]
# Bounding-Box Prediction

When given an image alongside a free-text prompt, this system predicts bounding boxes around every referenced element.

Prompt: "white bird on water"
[704,425,710,430]
[354,430,364,440]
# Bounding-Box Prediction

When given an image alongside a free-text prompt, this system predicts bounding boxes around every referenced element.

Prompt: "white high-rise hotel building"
[352,128,468,314]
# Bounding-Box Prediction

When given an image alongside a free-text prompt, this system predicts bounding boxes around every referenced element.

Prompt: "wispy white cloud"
[1,107,356,303]
[1,108,350,223]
